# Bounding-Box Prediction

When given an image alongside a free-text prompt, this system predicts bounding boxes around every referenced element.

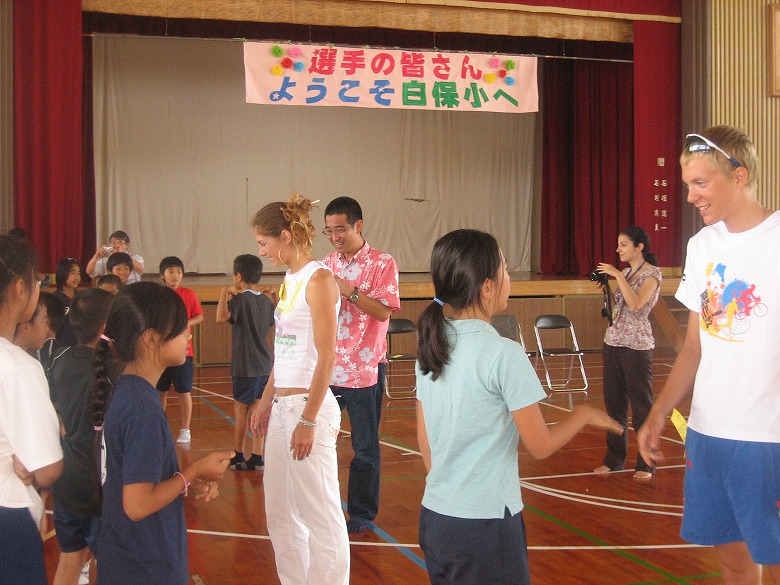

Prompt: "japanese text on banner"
[244,42,538,114]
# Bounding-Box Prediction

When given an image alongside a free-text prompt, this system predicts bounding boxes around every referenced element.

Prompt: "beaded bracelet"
[298,415,317,428]
[174,472,189,496]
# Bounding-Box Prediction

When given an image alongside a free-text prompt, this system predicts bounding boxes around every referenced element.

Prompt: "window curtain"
[540,57,634,275]
[13,0,84,271]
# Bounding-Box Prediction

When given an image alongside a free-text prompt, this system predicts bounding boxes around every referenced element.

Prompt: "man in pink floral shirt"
[322,197,400,533]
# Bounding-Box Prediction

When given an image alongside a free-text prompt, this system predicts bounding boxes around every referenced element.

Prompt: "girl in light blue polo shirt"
[415,229,621,585]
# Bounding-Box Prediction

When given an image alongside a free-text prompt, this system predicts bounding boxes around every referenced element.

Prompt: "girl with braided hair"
[93,281,232,585]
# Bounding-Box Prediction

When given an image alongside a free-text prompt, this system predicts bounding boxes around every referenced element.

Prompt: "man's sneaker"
[234,456,264,471]
[176,429,191,444]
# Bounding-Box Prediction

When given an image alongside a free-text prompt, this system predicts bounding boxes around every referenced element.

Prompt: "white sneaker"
[78,559,90,584]
[176,429,191,443]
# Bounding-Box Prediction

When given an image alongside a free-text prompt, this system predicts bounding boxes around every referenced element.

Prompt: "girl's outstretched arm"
[513,403,622,460]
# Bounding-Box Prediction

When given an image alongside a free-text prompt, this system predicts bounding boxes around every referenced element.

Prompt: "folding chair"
[384,318,417,400]
[533,314,588,406]
[490,314,531,357]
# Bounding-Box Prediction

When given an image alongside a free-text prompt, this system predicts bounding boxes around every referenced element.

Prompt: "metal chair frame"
[533,314,588,405]
[384,318,417,400]
[490,314,532,357]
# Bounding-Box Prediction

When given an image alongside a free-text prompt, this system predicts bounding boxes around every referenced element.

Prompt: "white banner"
[245,42,538,114]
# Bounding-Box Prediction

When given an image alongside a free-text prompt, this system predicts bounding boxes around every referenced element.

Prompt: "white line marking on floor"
[186,529,706,551]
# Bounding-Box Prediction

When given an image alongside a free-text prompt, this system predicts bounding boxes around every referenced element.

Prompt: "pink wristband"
[174,472,189,496]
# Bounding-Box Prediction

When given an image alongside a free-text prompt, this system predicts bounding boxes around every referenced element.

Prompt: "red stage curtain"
[540,59,577,274]
[633,21,682,266]
[540,57,633,275]
[13,0,84,272]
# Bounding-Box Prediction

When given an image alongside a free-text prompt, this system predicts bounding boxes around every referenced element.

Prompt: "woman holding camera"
[594,226,662,480]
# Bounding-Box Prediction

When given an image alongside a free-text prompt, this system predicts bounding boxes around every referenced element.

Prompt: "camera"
[102,245,114,254]
[588,270,608,286]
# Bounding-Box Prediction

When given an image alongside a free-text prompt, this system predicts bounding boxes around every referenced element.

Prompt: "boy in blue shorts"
[156,256,203,444]
[216,254,275,470]
[638,126,780,584]
[48,288,114,585]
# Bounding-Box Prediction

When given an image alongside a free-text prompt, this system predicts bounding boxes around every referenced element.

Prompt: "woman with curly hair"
[250,194,348,585]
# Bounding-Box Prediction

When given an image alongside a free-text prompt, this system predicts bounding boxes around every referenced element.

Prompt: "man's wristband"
[348,287,359,303]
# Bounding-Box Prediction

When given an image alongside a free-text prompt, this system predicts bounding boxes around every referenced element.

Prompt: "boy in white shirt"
[638,126,780,585]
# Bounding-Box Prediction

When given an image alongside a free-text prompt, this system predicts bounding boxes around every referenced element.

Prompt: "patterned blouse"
[603,264,663,351]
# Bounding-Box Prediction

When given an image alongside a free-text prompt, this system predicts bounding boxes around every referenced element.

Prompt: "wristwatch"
[348,287,359,303]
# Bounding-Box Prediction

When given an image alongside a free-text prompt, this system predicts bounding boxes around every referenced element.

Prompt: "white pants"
[264,392,350,585]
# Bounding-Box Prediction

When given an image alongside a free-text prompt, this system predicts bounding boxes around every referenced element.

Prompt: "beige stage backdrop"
[93,35,538,274]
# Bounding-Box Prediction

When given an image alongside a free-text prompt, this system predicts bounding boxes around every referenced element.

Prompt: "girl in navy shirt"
[93,282,233,585]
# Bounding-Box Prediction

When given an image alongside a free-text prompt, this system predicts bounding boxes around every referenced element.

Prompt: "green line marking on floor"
[526,505,698,585]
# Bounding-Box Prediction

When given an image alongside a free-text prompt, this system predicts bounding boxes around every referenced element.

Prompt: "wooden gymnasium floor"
[42,349,775,585]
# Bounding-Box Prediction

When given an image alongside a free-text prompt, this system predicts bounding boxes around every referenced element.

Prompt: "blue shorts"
[156,356,193,393]
[419,506,530,585]
[681,428,780,564]
[53,502,101,554]
[0,506,47,584]
[232,375,269,405]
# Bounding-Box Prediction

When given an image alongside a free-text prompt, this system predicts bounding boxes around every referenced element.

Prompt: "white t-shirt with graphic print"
[676,211,780,442]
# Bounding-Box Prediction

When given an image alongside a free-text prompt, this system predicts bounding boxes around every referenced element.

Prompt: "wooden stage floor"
[42,349,772,584]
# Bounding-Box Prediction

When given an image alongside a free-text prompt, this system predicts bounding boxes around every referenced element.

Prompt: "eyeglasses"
[322,224,354,237]
[685,134,742,169]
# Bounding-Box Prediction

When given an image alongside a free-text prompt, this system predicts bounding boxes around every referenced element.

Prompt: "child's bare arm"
[215,286,235,323]
[122,451,233,521]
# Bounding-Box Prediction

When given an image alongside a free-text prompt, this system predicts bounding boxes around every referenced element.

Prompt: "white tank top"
[273,260,339,388]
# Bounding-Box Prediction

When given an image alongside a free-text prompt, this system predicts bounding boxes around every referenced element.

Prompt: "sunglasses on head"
[685,134,742,169]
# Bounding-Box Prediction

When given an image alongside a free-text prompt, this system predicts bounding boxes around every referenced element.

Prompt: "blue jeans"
[330,362,385,521]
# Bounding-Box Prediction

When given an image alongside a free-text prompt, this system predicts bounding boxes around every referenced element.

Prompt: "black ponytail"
[416,301,449,381]
[417,229,502,381]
